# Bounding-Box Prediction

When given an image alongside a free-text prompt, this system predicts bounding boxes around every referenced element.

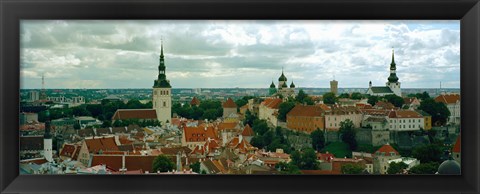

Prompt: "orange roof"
[241,124,254,136]
[184,126,217,142]
[227,136,256,153]
[375,101,395,109]
[222,98,237,108]
[90,155,157,172]
[403,97,419,105]
[287,105,325,117]
[112,109,157,120]
[452,135,461,153]
[261,98,282,109]
[375,144,399,155]
[326,106,361,115]
[435,94,460,104]
[60,144,80,159]
[190,97,200,106]
[388,110,423,118]
[217,122,238,130]
[84,137,119,153]
[317,104,331,111]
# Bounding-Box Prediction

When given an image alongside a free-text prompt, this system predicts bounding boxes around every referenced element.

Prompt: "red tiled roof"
[375,144,399,155]
[435,94,460,104]
[241,124,254,136]
[60,144,80,159]
[112,109,157,120]
[326,106,361,115]
[388,110,423,118]
[217,122,238,131]
[85,137,119,153]
[160,147,192,155]
[20,158,48,165]
[452,135,461,153]
[375,101,396,109]
[90,155,157,172]
[184,126,217,142]
[227,136,256,153]
[222,98,237,108]
[190,97,201,106]
[261,98,282,109]
[403,97,419,105]
[287,105,325,117]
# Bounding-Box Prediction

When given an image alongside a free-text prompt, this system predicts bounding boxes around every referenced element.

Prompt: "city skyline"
[20,20,460,89]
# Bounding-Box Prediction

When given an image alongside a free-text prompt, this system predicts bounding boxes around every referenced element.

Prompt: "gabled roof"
[435,94,460,104]
[60,144,80,159]
[287,105,325,117]
[375,101,396,109]
[375,144,399,156]
[184,126,217,142]
[227,136,256,153]
[452,135,461,153]
[84,137,119,153]
[403,97,419,105]
[261,98,282,109]
[112,109,157,120]
[190,97,201,106]
[222,98,237,108]
[241,124,254,136]
[369,86,393,94]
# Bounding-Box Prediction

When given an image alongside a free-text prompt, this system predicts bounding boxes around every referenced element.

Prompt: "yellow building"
[416,110,432,130]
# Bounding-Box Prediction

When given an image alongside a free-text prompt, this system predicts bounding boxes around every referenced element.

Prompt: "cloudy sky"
[20,20,460,89]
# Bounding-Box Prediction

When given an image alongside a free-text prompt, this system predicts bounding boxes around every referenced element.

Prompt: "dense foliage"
[152,155,175,172]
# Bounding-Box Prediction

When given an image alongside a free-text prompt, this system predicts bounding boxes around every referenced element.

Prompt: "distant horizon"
[20,87,461,90]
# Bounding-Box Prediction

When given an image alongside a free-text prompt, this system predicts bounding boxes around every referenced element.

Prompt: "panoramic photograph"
[19,20,460,175]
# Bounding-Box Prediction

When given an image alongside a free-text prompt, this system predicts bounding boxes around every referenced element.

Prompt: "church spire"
[154,39,171,88]
[387,49,399,83]
[160,37,164,59]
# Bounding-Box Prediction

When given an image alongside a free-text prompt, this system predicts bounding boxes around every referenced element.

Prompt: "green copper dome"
[290,81,295,88]
[270,81,276,88]
[278,72,287,81]
[282,82,288,88]
[387,50,399,83]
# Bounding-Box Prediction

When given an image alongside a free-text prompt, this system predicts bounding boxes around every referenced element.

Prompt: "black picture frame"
[1,0,479,193]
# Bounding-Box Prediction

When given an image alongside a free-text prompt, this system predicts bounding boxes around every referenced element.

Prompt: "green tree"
[101,120,112,128]
[323,92,337,105]
[296,89,308,103]
[152,155,175,172]
[73,122,81,130]
[383,94,405,108]
[387,161,408,174]
[202,109,218,121]
[412,144,443,163]
[419,98,451,126]
[310,129,325,151]
[368,95,379,106]
[338,93,350,98]
[277,102,296,122]
[408,162,440,174]
[339,119,357,150]
[189,162,201,173]
[243,109,257,126]
[350,92,363,100]
[290,148,319,170]
[275,161,301,174]
[341,163,364,174]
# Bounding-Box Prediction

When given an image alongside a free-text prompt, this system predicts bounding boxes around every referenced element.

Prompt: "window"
[163,101,166,107]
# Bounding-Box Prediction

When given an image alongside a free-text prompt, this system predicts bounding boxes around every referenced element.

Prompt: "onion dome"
[282,82,288,88]
[278,68,287,81]
[270,81,276,88]
[290,81,295,88]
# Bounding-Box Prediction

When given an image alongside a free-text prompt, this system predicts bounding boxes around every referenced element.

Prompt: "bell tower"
[152,39,172,125]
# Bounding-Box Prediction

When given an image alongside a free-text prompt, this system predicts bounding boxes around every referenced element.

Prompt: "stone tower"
[152,40,172,125]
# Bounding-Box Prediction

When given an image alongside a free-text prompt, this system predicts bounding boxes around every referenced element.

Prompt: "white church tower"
[43,110,53,162]
[152,40,172,125]
[386,49,401,96]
